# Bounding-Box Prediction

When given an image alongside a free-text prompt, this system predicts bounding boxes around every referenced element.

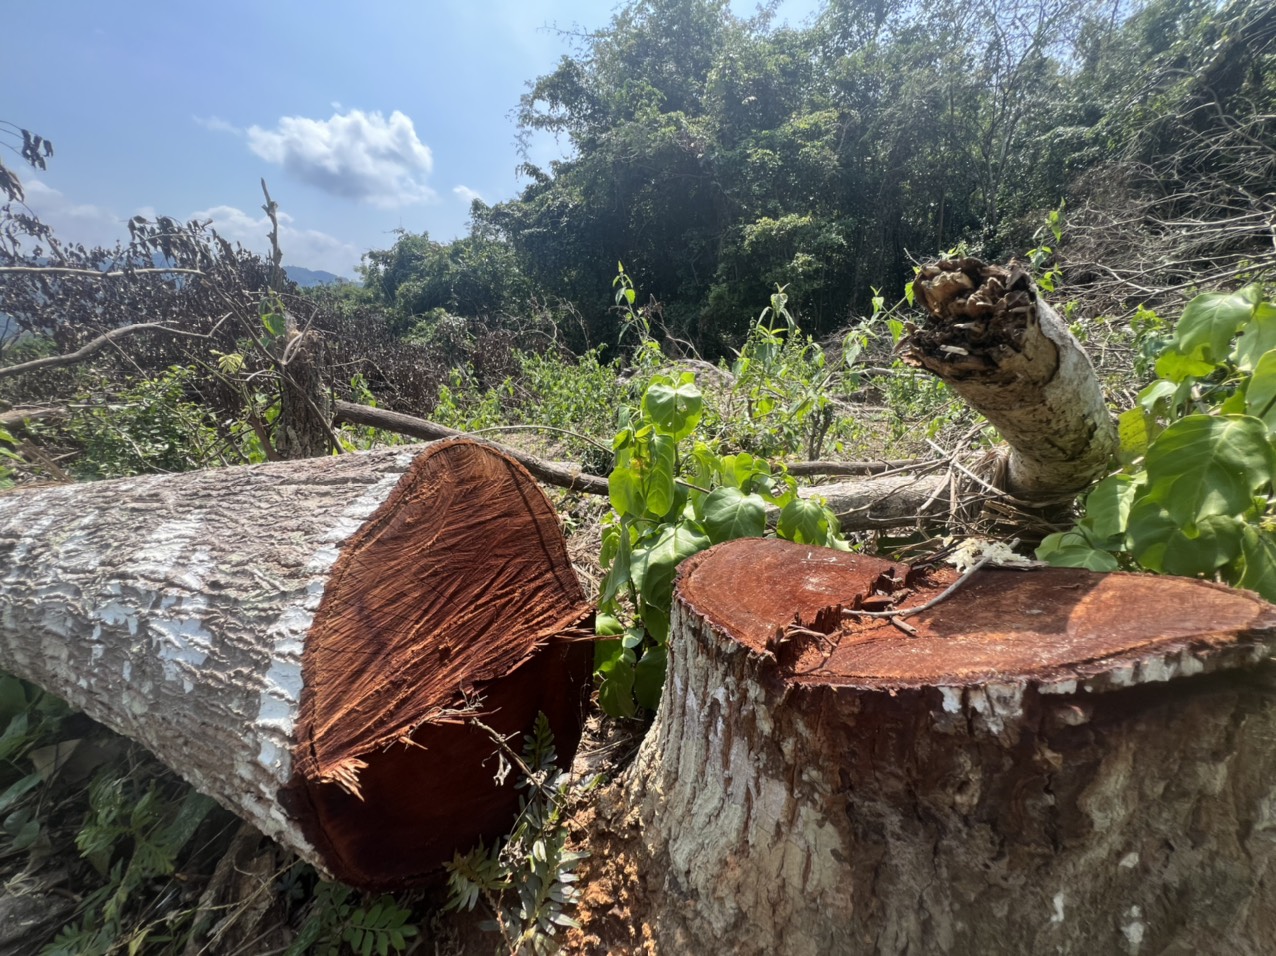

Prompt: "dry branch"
[332,400,609,495]
[0,319,227,380]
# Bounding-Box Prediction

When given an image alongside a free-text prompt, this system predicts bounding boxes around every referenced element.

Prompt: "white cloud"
[193,115,240,136]
[19,178,130,249]
[192,204,362,277]
[453,185,484,205]
[246,109,434,208]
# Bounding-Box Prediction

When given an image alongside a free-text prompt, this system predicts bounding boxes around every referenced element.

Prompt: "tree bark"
[0,439,594,888]
[593,538,1276,955]
[905,259,1117,498]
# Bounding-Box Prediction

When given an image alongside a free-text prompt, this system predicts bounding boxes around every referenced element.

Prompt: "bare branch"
[0,322,216,379]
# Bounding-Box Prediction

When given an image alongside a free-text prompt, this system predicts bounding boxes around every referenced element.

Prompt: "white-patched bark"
[0,441,593,887]
[906,260,1118,497]
[613,540,1276,956]
[0,448,419,863]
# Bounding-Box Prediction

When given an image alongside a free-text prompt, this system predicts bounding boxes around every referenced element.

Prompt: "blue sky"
[6,0,822,277]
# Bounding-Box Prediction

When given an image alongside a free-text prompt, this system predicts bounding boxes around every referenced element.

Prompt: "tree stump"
[624,538,1276,955]
[0,439,593,888]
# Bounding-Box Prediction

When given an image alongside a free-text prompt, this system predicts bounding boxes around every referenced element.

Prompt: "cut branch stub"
[904,258,1117,498]
[624,537,1276,955]
[0,439,593,889]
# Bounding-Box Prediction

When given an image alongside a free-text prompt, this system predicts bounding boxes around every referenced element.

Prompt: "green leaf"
[633,647,667,711]
[631,523,711,623]
[1127,501,1244,576]
[642,374,703,441]
[702,487,766,543]
[608,456,645,519]
[1136,379,1176,414]
[1233,302,1276,371]
[1154,345,1215,383]
[1143,415,1275,524]
[596,649,636,719]
[1246,350,1276,432]
[261,311,285,339]
[1082,474,1140,543]
[1173,289,1255,363]
[643,433,677,517]
[1239,526,1276,601]
[1117,407,1152,460]
[594,612,623,639]
[0,773,41,815]
[1043,544,1121,571]
[778,498,832,545]
[1037,530,1120,570]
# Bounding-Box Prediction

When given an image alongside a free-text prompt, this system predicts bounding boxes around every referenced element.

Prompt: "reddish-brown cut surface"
[288,440,594,888]
[678,538,1276,689]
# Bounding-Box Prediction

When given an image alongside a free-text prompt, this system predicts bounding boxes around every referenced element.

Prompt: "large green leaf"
[702,487,766,543]
[599,526,632,605]
[608,453,645,518]
[1154,345,1215,383]
[778,497,834,545]
[1172,289,1255,363]
[1233,302,1276,372]
[595,643,636,718]
[1239,527,1276,602]
[1246,350,1276,432]
[1143,415,1275,523]
[1037,529,1121,570]
[1127,500,1244,575]
[1082,474,1140,543]
[642,374,703,441]
[631,523,711,615]
[643,433,677,517]
[633,646,667,711]
[1117,407,1152,460]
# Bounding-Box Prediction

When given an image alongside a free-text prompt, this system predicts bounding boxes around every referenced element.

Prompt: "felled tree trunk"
[904,259,1117,498]
[602,539,1276,955]
[0,439,593,888]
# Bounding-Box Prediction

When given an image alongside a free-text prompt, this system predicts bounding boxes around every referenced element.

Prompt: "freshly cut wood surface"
[618,538,1276,955]
[0,439,593,888]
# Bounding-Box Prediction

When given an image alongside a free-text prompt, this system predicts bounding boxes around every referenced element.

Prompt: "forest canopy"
[351,0,1276,352]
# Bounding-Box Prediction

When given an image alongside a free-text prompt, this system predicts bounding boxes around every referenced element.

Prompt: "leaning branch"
[332,401,610,496]
[903,259,1117,498]
[0,323,190,379]
[0,265,206,279]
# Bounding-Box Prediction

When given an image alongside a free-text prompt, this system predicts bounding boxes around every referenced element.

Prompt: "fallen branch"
[332,400,610,496]
[0,319,225,379]
[0,406,66,428]
[904,259,1117,497]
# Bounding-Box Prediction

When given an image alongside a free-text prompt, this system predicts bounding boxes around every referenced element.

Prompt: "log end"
[287,440,594,888]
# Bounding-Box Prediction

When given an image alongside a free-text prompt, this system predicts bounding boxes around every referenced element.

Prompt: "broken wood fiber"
[626,538,1276,955]
[905,258,1117,498]
[0,439,594,888]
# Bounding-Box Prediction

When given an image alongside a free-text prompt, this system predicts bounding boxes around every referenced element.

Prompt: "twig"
[468,423,612,455]
[842,555,993,624]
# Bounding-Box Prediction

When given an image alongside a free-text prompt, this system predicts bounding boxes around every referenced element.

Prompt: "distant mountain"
[283,265,346,288]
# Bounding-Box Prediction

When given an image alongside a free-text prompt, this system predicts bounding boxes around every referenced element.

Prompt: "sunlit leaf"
[1143,415,1274,523]
[1233,302,1276,371]
[642,374,703,441]
[1239,527,1276,602]
[702,487,766,543]
[1173,289,1255,363]
[1246,350,1276,432]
